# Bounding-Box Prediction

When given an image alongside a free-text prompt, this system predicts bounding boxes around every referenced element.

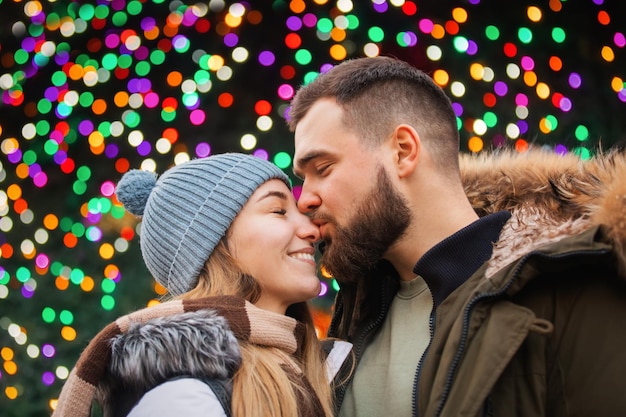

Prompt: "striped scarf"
[52,295,310,417]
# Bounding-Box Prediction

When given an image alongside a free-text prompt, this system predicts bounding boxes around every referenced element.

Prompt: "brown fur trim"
[460,149,626,277]
[461,150,599,220]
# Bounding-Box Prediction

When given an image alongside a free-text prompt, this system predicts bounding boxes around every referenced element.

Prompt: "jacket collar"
[414,211,511,306]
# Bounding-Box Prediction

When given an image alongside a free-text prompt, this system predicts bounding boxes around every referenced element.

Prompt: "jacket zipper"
[335,282,390,408]
[412,290,437,417]
[431,248,609,417]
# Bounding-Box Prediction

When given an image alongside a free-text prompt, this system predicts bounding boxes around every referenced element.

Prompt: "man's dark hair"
[288,56,460,176]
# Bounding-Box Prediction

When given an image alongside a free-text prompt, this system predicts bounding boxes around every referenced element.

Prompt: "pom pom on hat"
[115,153,290,296]
[115,170,157,216]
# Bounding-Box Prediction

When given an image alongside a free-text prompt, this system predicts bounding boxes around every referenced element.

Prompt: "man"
[288,56,626,417]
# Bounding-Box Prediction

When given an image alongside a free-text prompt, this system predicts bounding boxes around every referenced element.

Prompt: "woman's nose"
[297,213,321,242]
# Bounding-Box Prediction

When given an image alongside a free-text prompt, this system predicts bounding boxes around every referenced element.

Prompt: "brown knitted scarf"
[52,295,308,417]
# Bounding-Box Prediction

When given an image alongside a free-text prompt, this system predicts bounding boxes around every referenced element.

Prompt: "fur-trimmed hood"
[96,310,241,415]
[459,149,626,276]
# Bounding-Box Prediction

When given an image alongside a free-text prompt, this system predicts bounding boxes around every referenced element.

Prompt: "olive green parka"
[329,150,626,417]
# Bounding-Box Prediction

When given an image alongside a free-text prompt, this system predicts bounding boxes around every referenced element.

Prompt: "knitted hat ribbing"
[115,153,290,296]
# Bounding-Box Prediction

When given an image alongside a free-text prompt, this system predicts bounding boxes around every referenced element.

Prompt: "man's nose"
[297,185,321,214]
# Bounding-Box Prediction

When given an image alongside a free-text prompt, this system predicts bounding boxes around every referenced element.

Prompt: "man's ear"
[393,124,420,178]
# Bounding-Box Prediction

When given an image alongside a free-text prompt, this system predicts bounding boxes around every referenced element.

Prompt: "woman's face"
[228,179,322,314]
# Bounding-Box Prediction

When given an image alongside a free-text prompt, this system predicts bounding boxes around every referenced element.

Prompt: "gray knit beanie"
[115,153,291,296]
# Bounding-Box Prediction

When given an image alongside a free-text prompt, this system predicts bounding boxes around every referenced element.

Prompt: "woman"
[52,153,351,417]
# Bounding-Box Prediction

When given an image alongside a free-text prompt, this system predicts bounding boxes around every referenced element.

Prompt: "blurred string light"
[0,0,624,412]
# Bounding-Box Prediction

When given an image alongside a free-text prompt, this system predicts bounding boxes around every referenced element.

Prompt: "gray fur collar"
[96,310,240,412]
[109,309,240,385]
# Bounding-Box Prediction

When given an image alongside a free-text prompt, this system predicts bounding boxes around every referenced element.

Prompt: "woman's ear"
[393,124,420,178]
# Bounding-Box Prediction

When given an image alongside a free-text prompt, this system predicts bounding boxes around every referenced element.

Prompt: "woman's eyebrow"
[254,190,289,203]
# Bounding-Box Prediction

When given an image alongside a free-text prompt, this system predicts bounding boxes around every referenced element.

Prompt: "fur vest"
[53,296,338,417]
[96,309,240,417]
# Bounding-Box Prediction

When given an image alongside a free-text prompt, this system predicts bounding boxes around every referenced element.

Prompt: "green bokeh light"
[111,206,126,219]
[79,92,95,107]
[23,150,37,165]
[33,54,50,68]
[59,310,74,325]
[347,14,359,30]
[453,36,469,53]
[69,268,85,285]
[51,71,68,86]
[483,111,498,127]
[42,307,56,323]
[552,27,566,43]
[485,25,500,41]
[295,49,313,65]
[546,115,558,131]
[273,152,292,169]
[71,222,85,238]
[368,26,385,42]
[36,120,50,136]
[46,13,61,28]
[94,4,110,19]
[161,109,177,122]
[101,279,116,294]
[112,11,128,27]
[118,54,133,69]
[73,180,88,195]
[135,61,151,76]
[303,71,319,85]
[194,70,211,85]
[575,124,589,141]
[59,218,73,233]
[78,4,95,20]
[127,0,143,15]
[396,32,410,47]
[98,121,112,137]
[37,99,52,114]
[317,18,333,33]
[150,49,166,66]
[44,140,59,155]
[77,166,92,181]
[101,295,116,310]
[102,53,118,70]
[16,267,31,283]
[29,24,44,37]
[173,37,191,53]
[518,27,533,44]
[0,270,9,285]
[56,103,73,117]
[123,111,141,128]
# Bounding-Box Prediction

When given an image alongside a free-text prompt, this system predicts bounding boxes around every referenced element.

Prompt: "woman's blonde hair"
[181,239,333,417]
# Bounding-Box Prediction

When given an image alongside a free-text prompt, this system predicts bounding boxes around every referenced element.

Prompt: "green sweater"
[339,276,432,417]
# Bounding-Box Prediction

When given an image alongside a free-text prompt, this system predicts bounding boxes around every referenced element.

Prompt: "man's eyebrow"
[293,150,327,174]
[255,190,289,203]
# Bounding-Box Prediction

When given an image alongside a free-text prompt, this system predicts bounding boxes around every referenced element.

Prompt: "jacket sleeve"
[127,378,228,417]
[321,339,354,382]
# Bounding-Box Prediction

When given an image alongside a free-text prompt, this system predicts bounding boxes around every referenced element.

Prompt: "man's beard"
[318,167,411,283]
